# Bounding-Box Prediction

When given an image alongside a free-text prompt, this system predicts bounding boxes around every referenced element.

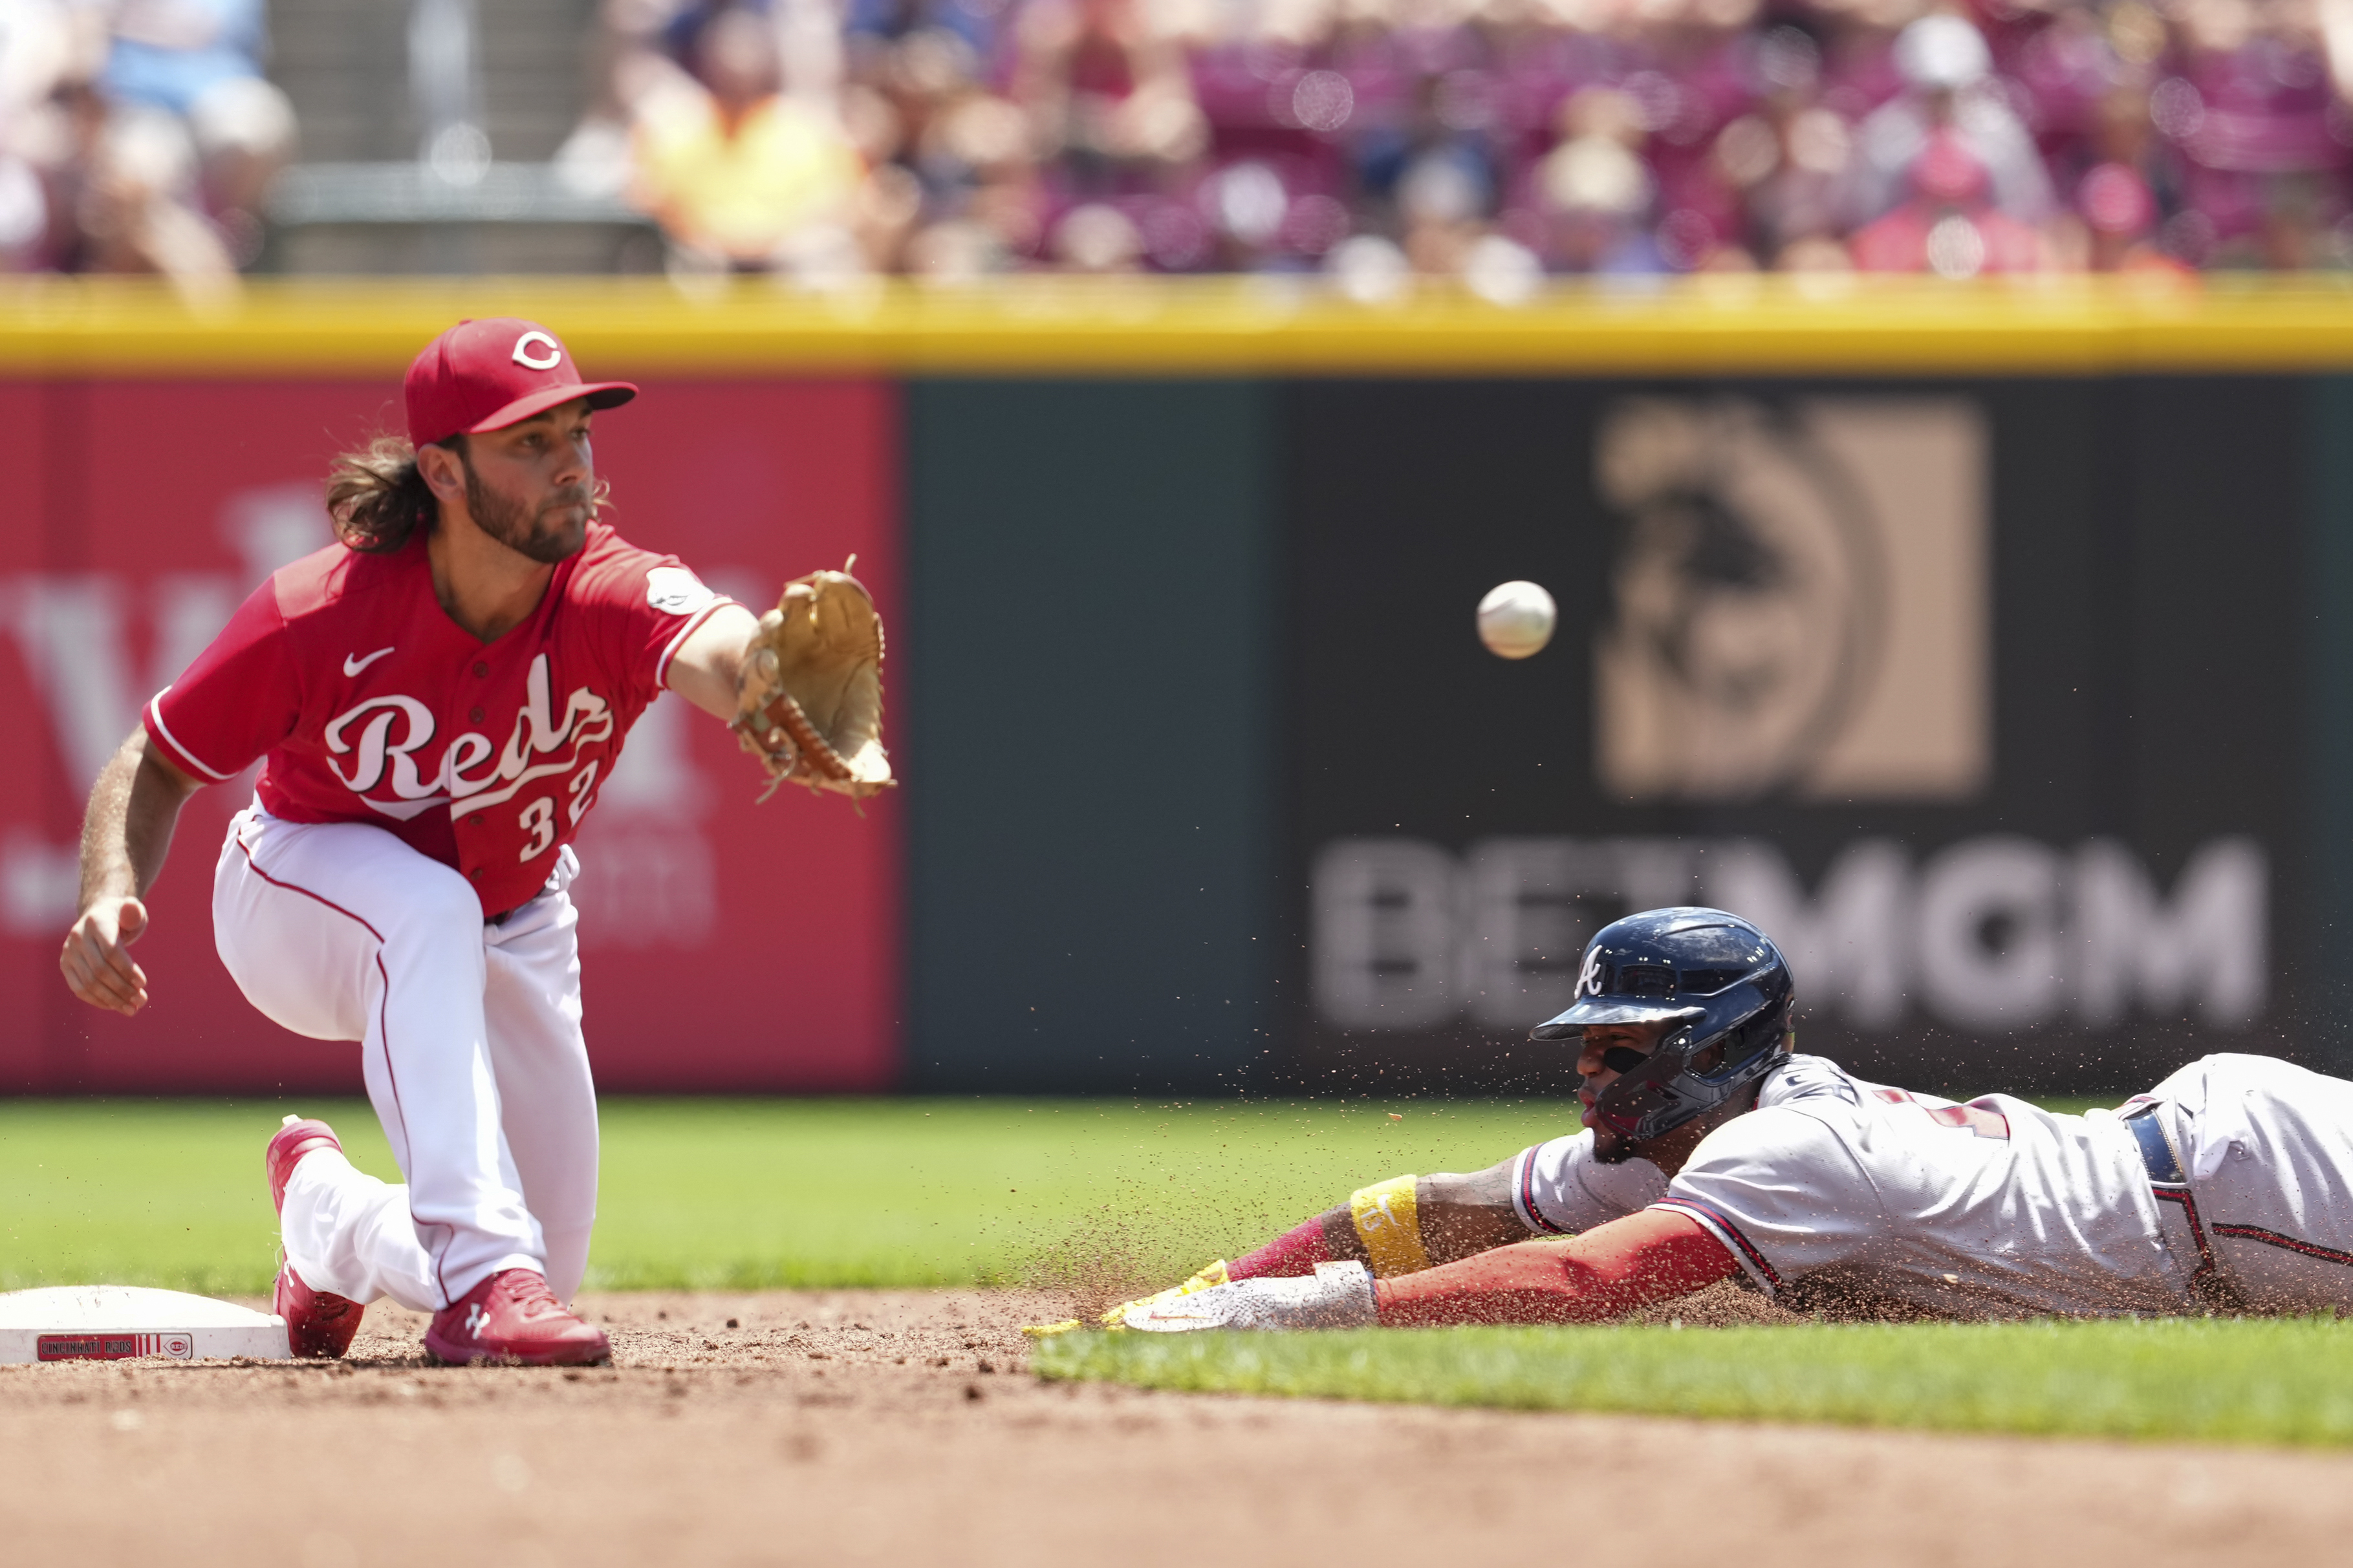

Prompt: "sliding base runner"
[1053,908,2353,1335]
[0,1285,291,1363]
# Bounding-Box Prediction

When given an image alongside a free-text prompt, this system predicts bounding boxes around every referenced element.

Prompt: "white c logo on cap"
[512,331,562,371]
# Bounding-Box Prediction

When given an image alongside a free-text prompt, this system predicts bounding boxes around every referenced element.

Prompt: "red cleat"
[424,1269,611,1367]
[266,1115,342,1212]
[265,1114,364,1359]
[277,1260,364,1359]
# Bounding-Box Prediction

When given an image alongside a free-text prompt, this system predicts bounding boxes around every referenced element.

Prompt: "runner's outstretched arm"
[1220,1157,1532,1282]
[1110,1207,1739,1333]
[1062,1160,1541,1332]
[60,728,202,1016]
[1373,1208,1736,1325]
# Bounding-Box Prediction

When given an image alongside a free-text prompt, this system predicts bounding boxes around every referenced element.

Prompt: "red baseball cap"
[405,317,638,449]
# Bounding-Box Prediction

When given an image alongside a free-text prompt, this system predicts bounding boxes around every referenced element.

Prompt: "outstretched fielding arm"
[1374,1207,1736,1326]
[60,729,203,1016]
[663,601,763,721]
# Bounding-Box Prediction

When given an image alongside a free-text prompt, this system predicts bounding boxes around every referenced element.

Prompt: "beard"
[464,458,592,565]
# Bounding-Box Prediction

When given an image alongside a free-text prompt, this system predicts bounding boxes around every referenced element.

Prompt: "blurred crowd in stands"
[5,0,2353,287]
[0,0,291,292]
[588,0,2353,285]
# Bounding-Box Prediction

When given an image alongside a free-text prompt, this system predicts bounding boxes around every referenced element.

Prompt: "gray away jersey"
[1510,1054,2196,1318]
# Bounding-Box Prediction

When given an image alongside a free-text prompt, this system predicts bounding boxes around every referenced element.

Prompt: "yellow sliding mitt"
[1022,1260,1233,1338]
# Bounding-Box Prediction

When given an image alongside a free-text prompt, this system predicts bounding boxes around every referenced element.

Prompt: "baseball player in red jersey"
[1089,908,2353,1335]
[56,319,798,1366]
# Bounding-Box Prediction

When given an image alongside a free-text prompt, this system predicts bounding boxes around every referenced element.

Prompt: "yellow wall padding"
[8,276,2353,377]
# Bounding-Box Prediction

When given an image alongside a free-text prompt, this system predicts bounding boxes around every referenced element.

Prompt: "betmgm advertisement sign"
[1288,381,2297,1093]
[1314,833,2264,1053]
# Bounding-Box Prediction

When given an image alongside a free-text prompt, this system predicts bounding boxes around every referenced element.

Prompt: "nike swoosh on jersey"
[342,647,395,677]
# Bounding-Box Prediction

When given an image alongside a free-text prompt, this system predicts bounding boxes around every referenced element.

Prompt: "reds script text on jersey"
[1514,1054,2200,1318]
[144,522,727,917]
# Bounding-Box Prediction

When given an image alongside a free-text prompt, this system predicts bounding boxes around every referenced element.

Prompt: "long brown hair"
[325,429,611,553]
[324,435,461,554]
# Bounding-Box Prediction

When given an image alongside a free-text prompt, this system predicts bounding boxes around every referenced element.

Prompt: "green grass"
[1034,1317,2353,1446]
[0,1096,1587,1294]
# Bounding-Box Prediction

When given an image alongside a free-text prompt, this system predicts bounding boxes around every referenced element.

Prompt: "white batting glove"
[1121,1261,1378,1333]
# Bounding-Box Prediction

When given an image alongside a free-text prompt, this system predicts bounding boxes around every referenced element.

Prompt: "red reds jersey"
[144,522,730,917]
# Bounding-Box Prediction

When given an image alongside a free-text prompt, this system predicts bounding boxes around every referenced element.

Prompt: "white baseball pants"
[213,804,598,1312]
[2143,1053,2353,1313]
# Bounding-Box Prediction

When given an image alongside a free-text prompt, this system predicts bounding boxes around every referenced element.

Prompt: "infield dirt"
[3,1288,2348,1567]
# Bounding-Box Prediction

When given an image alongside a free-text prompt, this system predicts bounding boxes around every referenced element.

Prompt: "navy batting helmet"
[1530,907,1794,1148]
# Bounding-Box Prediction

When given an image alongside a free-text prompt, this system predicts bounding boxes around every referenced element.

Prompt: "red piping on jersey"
[1515,1149,1568,1236]
[1651,1197,1784,1289]
[1374,1207,1735,1326]
[2209,1223,2353,1268]
[233,833,453,1305]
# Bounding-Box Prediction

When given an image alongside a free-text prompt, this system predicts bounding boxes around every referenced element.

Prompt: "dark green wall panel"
[904,381,1277,1091]
[2312,376,2353,1066]
[1282,378,2308,1096]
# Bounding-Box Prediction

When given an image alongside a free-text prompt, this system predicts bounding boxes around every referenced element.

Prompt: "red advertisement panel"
[0,377,899,1093]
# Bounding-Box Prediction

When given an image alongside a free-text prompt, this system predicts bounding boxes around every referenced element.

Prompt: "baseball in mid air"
[1477,580,1556,660]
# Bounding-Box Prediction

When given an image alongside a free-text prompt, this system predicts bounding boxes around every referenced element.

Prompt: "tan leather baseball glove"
[733,563,894,802]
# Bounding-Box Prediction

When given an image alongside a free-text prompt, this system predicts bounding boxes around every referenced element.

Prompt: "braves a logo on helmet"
[1578,947,1607,998]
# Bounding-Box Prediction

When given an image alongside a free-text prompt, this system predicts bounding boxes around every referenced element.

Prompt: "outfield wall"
[0,279,2345,1097]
